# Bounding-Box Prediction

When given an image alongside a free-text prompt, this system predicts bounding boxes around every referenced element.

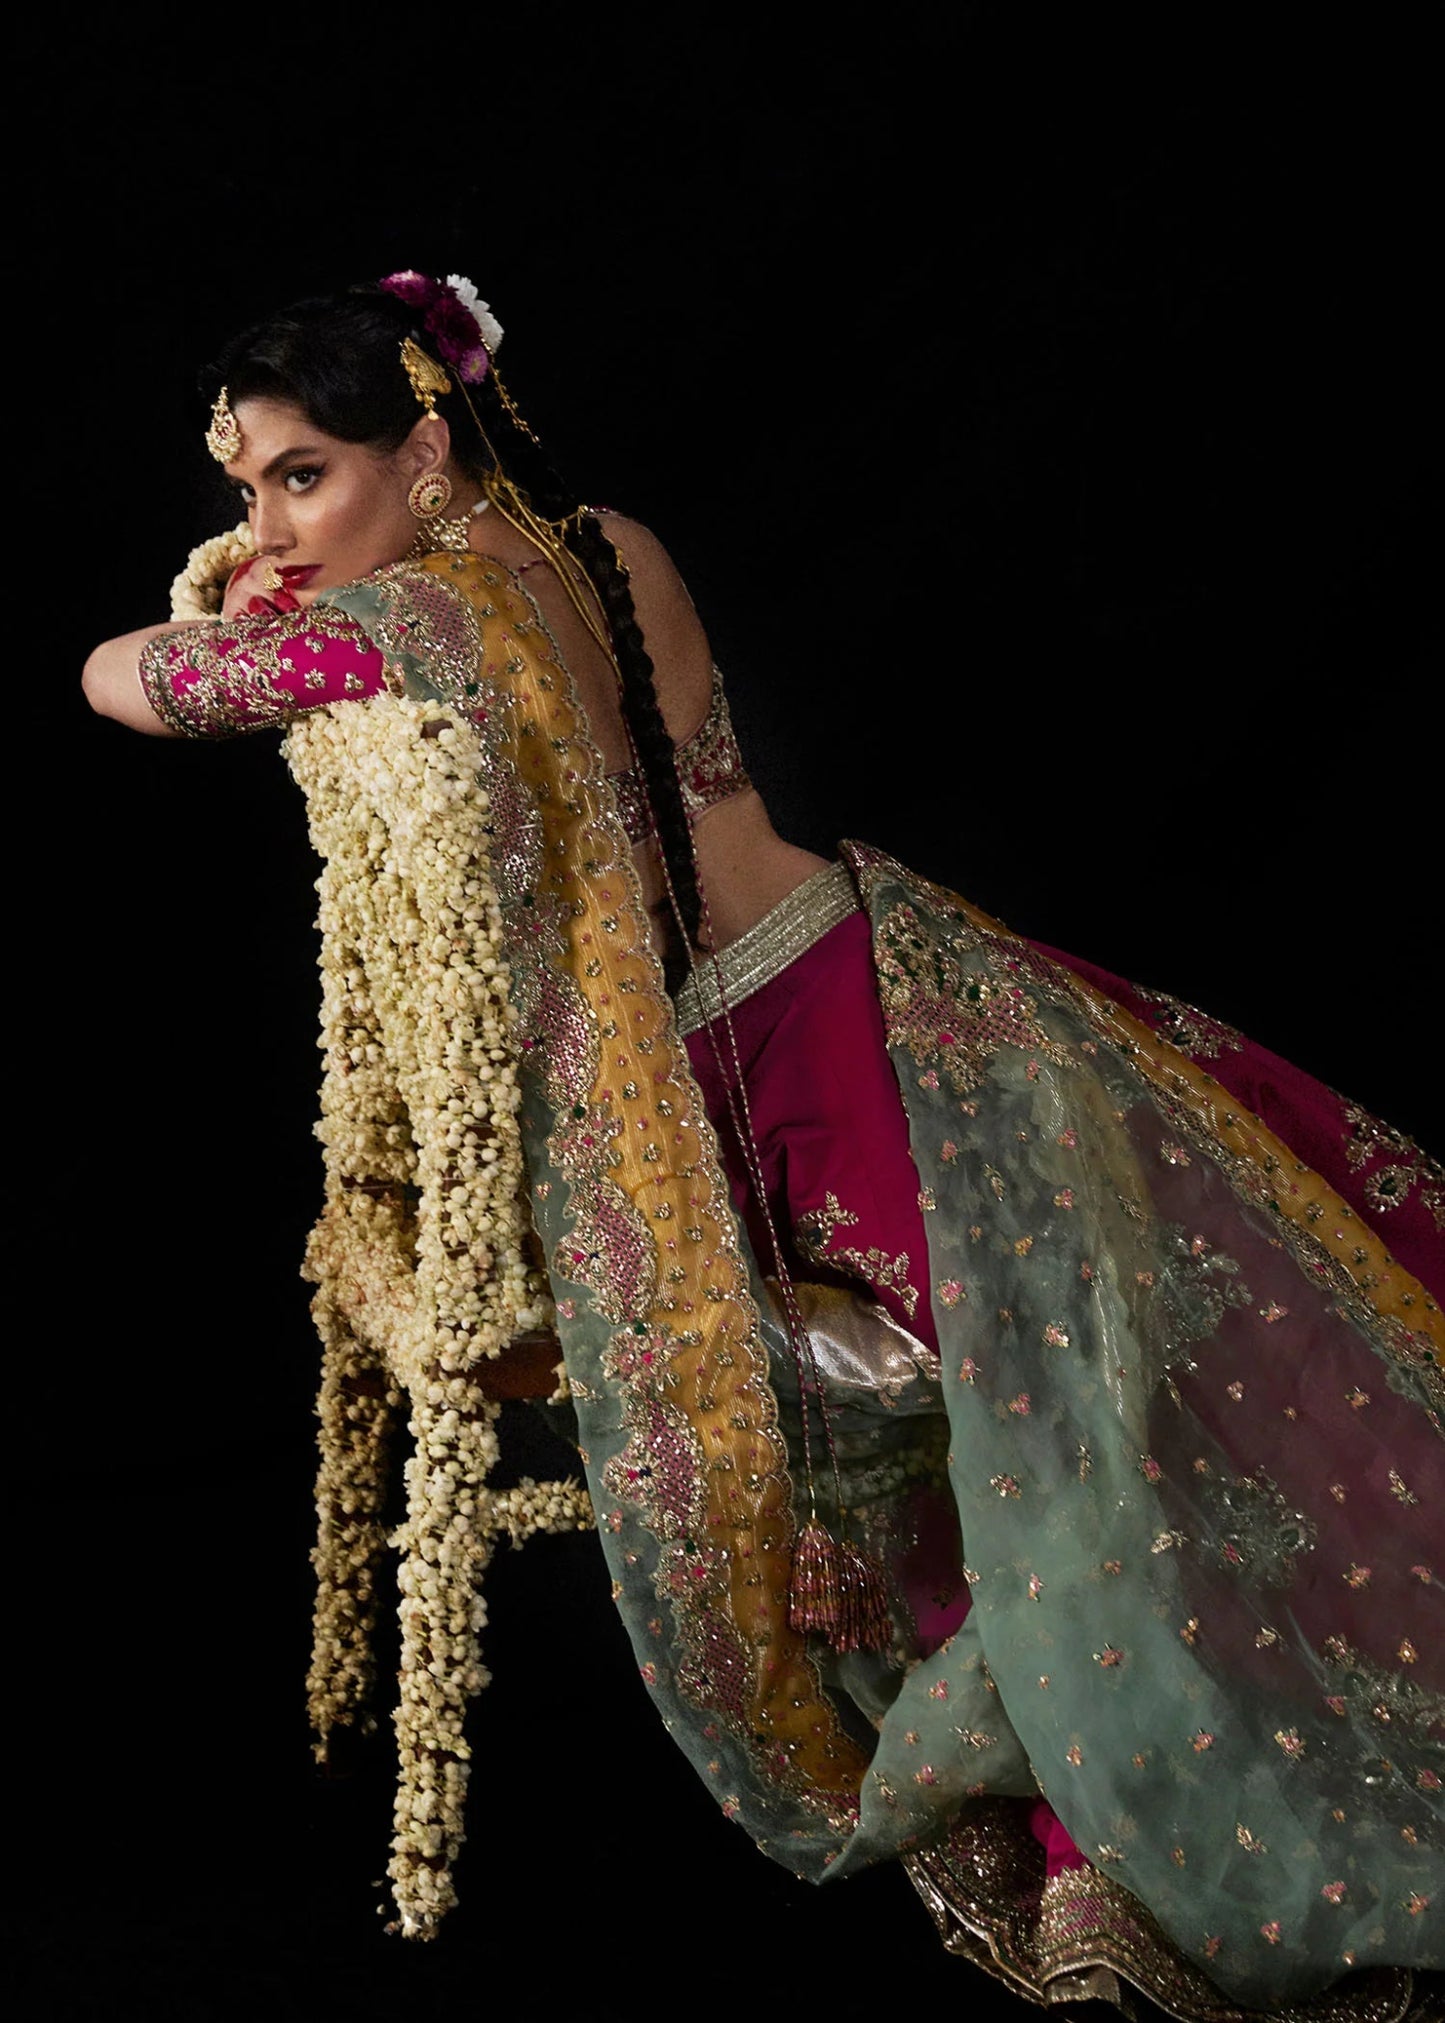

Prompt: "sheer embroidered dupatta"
[834,848,1440,2015]
[304,555,1439,2015]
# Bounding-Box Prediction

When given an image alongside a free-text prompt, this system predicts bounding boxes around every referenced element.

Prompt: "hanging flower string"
[174,532,588,1940]
[170,546,589,1938]
[283,692,591,1938]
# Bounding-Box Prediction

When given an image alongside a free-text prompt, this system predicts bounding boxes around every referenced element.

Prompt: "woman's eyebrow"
[232,445,329,483]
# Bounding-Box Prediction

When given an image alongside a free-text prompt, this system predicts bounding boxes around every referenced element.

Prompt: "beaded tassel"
[833,1537,892,1654]
[788,1517,842,1637]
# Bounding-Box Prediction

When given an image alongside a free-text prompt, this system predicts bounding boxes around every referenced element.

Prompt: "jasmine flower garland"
[283,694,582,1938]
[169,537,591,1936]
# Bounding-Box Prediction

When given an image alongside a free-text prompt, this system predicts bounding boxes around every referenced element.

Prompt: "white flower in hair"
[446,275,504,356]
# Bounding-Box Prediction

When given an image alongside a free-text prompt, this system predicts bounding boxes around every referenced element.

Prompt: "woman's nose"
[251,497,292,554]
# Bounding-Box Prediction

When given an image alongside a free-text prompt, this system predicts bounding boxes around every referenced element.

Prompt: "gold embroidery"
[904,1800,1416,2022]
[844,843,1445,1408]
[795,1189,921,1320]
[1342,1101,1444,1226]
[608,663,752,844]
[1136,985,1245,1060]
[137,604,373,737]
[350,563,488,710]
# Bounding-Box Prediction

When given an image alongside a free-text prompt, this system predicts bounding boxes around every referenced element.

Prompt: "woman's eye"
[237,483,256,505]
[284,467,321,494]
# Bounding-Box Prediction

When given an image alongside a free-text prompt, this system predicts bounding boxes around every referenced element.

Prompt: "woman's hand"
[221,556,307,621]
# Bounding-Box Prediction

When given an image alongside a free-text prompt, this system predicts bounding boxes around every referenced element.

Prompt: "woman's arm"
[83,625,198,736]
[82,606,390,739]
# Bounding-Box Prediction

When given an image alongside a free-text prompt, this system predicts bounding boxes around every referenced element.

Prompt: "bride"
[83,269,1442,2017]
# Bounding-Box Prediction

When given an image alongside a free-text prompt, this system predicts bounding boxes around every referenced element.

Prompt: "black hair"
[205,284,702,959]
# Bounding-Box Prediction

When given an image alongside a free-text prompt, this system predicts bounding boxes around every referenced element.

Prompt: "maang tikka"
[206,388,243,464]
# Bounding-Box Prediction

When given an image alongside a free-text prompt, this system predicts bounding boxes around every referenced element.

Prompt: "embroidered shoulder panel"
[318,562,485,712]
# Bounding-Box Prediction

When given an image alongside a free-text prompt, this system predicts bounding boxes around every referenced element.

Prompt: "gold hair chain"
[454,372,620,673]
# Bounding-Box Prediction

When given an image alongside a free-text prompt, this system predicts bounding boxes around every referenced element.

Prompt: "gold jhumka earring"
[206,387,243,464]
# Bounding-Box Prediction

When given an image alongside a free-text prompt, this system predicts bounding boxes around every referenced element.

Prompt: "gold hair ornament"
[400,338,452,419]
[206,387,243,465]
[488,366,540,445]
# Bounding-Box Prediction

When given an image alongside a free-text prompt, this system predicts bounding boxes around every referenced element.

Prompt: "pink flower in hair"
[379,269,500,385]
[379,270,441,309]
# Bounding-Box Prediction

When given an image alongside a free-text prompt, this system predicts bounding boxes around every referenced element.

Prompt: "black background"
[20,8,1439,2019]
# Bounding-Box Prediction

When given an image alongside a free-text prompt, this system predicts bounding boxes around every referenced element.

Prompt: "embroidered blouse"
[138,606,750,840]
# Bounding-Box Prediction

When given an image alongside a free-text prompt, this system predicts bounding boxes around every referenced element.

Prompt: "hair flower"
[445,274,504,357]
[379,269,501,386]
[378,269,435,307]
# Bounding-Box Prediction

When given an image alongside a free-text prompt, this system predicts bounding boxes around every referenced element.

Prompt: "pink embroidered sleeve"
[137,605,389,738]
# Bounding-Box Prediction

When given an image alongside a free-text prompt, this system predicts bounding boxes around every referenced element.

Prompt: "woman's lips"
[280,564,322,587]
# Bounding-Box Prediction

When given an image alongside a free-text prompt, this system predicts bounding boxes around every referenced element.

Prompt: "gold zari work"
[674,859,861,1033]
[138,604,369,737]
[905,1802,1421,2022]
[849,848,1443,1408]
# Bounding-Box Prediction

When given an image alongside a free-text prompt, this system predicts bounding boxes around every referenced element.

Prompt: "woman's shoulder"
[592,511,713,733]
[592,510,692,601]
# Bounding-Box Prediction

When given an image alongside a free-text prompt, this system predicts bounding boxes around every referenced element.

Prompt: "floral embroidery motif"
[873,901,1072,1098]
[794,1190,921,1320]
[1136,986,1245,1060]
[1199,1467,1317,1588]
[1320,1633,1445,1756]
[1342,1100,1445,1224]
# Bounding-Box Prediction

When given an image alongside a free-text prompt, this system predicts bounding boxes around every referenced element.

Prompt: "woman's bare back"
[468,507,830,953]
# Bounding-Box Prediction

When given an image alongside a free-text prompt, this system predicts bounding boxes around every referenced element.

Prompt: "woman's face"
[225,397,427,601]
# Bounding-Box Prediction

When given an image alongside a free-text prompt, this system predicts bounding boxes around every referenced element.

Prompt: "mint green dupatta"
[835,845,1438,2013]
[314,559,1438,2016]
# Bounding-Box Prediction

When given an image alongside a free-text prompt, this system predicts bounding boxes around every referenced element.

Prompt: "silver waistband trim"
[673,861,860,1036]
